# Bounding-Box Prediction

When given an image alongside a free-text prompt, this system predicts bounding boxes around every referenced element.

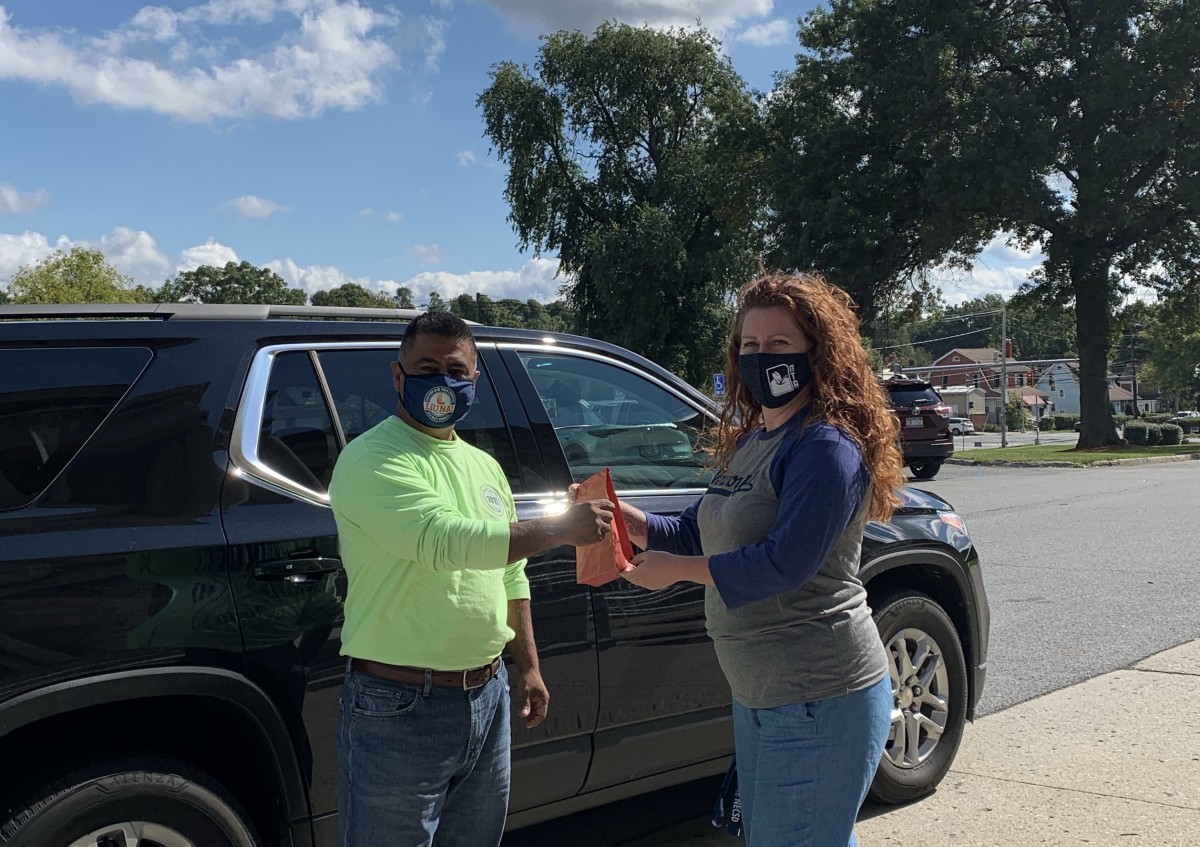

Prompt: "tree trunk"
[1072,261,1122,447]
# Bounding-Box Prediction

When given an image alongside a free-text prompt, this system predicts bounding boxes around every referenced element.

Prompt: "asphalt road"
[503,460,1200,846]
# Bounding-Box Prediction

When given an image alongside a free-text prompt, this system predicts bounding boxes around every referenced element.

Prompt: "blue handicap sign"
[713,373,726,397]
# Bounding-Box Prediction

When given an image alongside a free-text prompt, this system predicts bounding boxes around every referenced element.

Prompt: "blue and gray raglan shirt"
[646,412,889,708]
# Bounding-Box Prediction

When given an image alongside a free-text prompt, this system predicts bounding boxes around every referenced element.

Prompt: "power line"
[873,326,992,351]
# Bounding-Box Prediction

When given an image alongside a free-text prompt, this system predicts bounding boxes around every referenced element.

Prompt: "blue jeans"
[732,675,892,847]
[337,662,511,847]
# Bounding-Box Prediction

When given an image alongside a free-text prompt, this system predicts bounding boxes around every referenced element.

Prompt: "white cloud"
[409,242,442,265]
[97,227,172,281]
[403,257,563,302]
[0,182,50,213]
[0,230,63,284]
[178,238,239,271]
[482,0,773,33]
[266,255,564,303]
[0,227,170,286]
[431,0,454,9]
[267,257,376,295]
[226,194,287,218]
[386,210,404,224]
[457,150,478,167]
[0,2,449,122]
[733,18,792,47]
[359,207,374,217]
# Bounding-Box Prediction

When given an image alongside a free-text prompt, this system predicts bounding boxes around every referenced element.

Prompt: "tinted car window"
[0,346,151,511]
[516,351,713,490]
[258,351,340,492]
[888,387,941,406]
[317,348,525,494]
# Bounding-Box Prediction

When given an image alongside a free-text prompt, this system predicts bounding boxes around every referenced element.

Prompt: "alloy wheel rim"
[67,821,197,847]
[884,626,951,769]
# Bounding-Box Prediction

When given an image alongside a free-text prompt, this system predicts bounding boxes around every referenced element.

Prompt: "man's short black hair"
[399,310,477,361]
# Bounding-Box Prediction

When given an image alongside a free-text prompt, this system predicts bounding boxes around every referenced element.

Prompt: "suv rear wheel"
[869,590,968,805]
[908,459,943,480]
[0,757,258,847]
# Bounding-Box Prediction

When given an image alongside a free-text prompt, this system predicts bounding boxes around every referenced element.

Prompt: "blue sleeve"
[645,496,704,556]
[708,428,870,610]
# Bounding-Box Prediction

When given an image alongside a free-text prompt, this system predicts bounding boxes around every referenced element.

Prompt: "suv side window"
[0,346,151,511]
[317,348,525,494]
[258,351,340,493]
[515,351,713,490]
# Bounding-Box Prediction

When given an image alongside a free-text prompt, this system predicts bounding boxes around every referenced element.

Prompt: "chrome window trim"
[498,341,716,500]
[233,341,423,507]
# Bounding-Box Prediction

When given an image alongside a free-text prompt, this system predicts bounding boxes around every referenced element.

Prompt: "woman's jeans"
[732,675,892,847]
[338,662,511,847]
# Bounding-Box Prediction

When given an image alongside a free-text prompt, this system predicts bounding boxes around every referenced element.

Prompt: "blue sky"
[0,0,1042,306]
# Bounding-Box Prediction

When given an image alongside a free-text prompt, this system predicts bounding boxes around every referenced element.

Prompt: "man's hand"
[516,668,550,729]
[553,499,615,547]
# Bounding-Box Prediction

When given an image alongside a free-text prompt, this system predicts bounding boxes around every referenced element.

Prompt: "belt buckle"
[461,668,471,690]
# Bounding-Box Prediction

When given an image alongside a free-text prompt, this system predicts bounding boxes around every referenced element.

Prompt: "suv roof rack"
[0,303,453,322]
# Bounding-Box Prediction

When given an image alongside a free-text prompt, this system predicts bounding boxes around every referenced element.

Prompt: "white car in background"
[949,417,975,435]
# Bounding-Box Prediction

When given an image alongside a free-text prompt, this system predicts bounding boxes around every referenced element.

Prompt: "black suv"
[883,376,955,480]
[0,305,989,847]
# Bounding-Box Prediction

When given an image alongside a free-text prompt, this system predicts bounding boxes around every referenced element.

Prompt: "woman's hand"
[623,551,712,591]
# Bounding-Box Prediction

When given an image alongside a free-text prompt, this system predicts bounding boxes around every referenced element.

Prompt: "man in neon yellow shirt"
[329,312,613,847]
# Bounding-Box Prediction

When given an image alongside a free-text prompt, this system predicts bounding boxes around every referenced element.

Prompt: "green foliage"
[0,288,10,304]
[1160,423,1183,446]
[1004,392,1030,430]
[157,261,306,305]
[424,292,448,313]
[1052,413,1080,431]
[1146,423,1164,446]
[310,283,395,308]
[1141,413,1174,425]
[394,286,416,309]
[8,247,147,304]
[1124,421,1150,445]
[769,0,1200,448]
[479,22,762,384]
[449,292,576,332]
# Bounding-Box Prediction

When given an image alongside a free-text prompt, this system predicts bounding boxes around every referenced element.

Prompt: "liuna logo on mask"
[423,387,457,423]
[766,364,800,397]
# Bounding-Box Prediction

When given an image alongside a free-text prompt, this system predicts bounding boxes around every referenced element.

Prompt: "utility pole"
[1000,301,1008,448]
[1129,323,1142,417]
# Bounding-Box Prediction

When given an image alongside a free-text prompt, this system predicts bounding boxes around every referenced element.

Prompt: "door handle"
[252,556,342,585]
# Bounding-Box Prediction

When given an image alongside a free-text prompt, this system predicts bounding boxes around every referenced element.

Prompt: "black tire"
[908,460,943,480]
[869,590,968,805]
[0,757,258,847]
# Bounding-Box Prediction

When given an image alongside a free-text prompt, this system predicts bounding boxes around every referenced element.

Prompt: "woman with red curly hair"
[618,271,905,846]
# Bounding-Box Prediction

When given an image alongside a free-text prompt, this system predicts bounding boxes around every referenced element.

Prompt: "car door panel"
[499,346,734,791]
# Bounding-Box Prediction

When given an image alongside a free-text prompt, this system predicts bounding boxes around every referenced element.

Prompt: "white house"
[936,385,987,423]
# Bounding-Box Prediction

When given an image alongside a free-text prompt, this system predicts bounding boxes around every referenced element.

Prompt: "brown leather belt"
[351,657,502,690]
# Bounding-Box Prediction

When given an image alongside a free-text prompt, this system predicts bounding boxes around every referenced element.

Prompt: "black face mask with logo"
[737,353,813,409]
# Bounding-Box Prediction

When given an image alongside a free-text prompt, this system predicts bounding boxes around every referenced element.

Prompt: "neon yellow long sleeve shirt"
[329,415,529,669]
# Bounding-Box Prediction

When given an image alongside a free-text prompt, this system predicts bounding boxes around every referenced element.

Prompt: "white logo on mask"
[766,364,799,397]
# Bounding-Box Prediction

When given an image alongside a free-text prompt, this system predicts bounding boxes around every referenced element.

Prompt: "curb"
[947,453,1200,468]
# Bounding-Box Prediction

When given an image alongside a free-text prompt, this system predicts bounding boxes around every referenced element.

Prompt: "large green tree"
[8,247,148,304]
[310,283,395,308]
[479,23,763,384]
[769,0,1200,446]
[157,261,307,305]
[394,286,416,309]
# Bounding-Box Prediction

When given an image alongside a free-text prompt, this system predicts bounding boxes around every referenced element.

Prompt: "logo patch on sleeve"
[480,484,506,516]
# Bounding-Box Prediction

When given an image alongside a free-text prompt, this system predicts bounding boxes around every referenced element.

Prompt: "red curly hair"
[714,271,904,522]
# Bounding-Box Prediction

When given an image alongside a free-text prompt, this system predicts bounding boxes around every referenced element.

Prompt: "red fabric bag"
[574,468,635,586]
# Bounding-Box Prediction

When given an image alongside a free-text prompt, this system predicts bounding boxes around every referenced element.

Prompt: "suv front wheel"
[869,590,969,805]
[0,757,258,847]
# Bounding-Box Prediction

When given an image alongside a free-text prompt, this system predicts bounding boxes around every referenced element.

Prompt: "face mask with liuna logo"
[737,352,812,409]
[398,367,476,429]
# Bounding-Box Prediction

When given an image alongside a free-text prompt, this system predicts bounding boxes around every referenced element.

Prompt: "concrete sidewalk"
[626,640,1200,846]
